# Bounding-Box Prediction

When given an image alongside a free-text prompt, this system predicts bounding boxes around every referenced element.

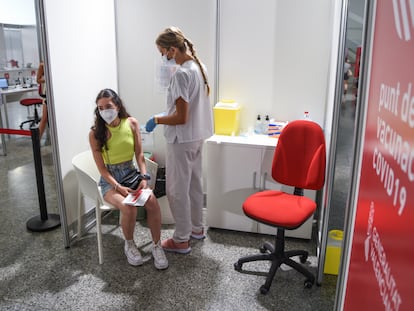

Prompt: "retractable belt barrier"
[0,126,60,232]
[0,128,31,155]
[0,128,31,136]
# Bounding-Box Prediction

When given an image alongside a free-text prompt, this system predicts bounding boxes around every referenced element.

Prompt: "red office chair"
[234,120,326,294]
[19,85,43,129]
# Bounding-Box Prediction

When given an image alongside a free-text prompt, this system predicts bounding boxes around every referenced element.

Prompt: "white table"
[0,86,38,154]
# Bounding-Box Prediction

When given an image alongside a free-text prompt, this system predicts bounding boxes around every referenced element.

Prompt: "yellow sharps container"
[324,230,344,275]
[213,100,241,136]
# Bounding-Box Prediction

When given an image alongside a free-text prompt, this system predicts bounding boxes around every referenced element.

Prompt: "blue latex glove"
[145,112,166,132]
[145,117,157,132]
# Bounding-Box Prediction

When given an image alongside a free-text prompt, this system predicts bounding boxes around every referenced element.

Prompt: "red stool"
[19,98,43,129]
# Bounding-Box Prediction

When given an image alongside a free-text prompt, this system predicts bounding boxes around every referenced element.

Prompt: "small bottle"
[254,114,262,134]
[304,111,311,120]
[262,115,270,134]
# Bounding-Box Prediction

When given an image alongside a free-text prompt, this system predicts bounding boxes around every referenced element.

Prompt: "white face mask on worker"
[161,54,176,65]
[156,56,178,92]
[99,108,118,124]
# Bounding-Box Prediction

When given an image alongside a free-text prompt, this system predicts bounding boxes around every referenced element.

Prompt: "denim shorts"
[99,160,136,197]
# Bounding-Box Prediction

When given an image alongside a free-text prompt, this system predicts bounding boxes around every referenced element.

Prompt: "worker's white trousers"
[166,140,204,242]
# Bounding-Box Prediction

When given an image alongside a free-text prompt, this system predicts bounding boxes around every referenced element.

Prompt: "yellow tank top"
[102,118,135,164]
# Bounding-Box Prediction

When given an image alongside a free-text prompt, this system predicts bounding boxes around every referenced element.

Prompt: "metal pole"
[0,94,7,155]
[316,0,350,285]
[26,126,60,231]
[34,0,70,245]
[334,0,374,308]
[32,126,47,220]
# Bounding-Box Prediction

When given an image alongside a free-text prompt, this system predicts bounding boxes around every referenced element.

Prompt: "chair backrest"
[72,150,102,201]
[272,120,326,190]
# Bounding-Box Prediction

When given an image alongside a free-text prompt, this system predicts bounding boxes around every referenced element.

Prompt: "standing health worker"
[146,26,213,254]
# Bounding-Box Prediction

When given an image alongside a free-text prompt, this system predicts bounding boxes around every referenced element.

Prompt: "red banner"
[344,1,414,310]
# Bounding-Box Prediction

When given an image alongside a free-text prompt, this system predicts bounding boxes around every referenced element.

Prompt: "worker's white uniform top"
[164,59,213,143]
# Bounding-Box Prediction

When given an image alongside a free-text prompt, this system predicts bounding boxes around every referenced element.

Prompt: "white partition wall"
[217,0,278,128]
[218,0,333,128]
[115,0,335,164]
[41,0,118,243]
[115,0,217,166]
[273,0,333,125]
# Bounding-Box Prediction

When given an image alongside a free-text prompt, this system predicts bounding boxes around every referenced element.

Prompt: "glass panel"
[4,27,23,68]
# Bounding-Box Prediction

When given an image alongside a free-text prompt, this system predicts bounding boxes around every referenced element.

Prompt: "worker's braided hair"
[156,26,210,96]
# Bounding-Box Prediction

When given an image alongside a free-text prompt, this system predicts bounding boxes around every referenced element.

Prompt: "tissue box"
[213,101,241,136]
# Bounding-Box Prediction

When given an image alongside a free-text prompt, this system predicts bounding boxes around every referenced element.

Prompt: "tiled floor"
[0,95,357,310]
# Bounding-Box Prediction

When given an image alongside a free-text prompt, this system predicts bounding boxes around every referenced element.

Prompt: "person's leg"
[144,192,168,269]
[104,189,137,240]
[189,140,204,234]
[144,193,161,243]
[103,188,142,266]
[38,101,48,138]
[166,142,192,243]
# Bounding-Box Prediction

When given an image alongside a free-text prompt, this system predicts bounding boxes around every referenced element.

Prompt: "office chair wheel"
[259,241,273,254]
[234,262,242,271]
[300,254,308,263]
[304,279,314,288]
[260,285,269,295]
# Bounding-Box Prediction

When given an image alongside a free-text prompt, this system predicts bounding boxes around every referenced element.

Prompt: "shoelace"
[153,245,166,261]
[128,244,141,257]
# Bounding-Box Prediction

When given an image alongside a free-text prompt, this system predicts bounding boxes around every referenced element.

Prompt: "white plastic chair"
[72,150,159,264]
[72,150,115,264]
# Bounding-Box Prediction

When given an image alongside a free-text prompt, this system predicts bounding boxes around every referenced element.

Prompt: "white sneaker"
[152,241,169,270]
[124,240,143,266]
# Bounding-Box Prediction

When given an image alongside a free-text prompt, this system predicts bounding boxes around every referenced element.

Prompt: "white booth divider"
[39,0,118,245]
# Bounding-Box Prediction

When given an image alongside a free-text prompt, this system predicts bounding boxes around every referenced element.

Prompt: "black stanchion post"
[32,127,47,220]
[26,126,60,232]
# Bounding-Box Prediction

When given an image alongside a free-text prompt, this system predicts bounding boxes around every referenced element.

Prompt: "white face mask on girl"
[99,108,118,124]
